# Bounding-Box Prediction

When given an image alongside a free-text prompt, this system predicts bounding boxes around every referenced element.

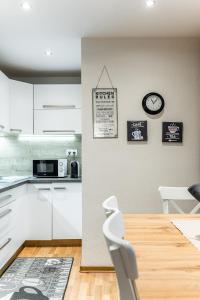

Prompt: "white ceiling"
[0,0,200,75]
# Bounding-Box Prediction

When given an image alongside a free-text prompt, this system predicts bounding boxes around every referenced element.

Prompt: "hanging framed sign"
[92,66,118,138]
[162,122,183,143]
[127,121,148,141]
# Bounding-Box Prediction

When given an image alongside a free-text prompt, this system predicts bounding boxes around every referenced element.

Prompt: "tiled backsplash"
[0,135,81,176]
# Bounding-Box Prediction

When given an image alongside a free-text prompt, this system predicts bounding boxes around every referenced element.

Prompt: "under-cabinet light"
[18,135,76,142]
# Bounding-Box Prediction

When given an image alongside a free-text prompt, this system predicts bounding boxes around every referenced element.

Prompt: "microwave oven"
[33,159,67,178]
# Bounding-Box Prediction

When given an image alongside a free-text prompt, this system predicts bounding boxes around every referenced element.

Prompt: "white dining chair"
[103,210,139,300]
[158,186,200,214]
[102,195,119,217]
[102,196,125,238]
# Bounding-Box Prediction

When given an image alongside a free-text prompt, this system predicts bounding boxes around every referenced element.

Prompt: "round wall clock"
[142,92,165,115]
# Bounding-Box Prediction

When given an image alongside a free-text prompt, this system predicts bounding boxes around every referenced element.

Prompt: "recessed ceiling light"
[146,0,156,7]
[45,49,53,56]
[20,1,31,11]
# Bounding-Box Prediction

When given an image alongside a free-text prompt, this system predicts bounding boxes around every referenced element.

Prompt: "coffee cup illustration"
[168,124,179,134]
[132,129,143,140]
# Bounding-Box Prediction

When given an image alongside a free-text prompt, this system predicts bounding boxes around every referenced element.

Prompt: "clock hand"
[152,99,158,105]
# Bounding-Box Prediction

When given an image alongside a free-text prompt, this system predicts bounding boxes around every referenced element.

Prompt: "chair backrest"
[103,210,139,300]
[102,196,125,238]
[102,195,119,217]
[158,186,200,214]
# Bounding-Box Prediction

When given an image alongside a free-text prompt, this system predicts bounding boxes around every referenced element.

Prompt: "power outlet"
[66,149,78,157]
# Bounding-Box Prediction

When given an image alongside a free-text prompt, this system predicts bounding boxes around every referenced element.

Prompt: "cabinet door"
[34,84,81,109]
[34,109,81,134]
[14,185,29,245]
[10,80,33,134]
[27,184,52,240]
[0,71,10,132]
[52,183,82,239]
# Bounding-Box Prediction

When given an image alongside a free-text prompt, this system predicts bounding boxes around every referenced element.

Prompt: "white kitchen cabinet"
[0,185,28,270]
[0,181,82,271]
[10,80,33,134]
[0,71,10,132]
[14,185,29,245]
[27,184,52,240]
[0,192,16,269]
[34,84,81,109]
[28,182,82,240]
[52,183,82,239]
[34,109,81,134]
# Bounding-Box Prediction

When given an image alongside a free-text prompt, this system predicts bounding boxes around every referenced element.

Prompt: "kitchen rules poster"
[92,88,118,138]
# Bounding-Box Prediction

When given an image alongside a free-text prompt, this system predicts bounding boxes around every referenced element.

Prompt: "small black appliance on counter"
[70,160,80,178]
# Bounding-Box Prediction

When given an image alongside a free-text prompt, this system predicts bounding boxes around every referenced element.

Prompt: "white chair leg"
[162,199,169,214]
[190,202,200,214]
[111,246,138,300]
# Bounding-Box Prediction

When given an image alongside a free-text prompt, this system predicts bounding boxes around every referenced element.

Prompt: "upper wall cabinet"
[10,80,33,134]
[34,84,81,109]
[34,109,81,135]
[0,71,10,132]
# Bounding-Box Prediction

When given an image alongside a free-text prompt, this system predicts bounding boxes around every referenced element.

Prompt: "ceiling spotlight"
[21,1,31,11]
[45,50,53,56]
[146,0,156,7]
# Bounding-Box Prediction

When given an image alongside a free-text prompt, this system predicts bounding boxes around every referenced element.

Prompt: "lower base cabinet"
[0,185,27,270]
[52,183,82,239]
[27,182,82,240]
[0,182,82,271]
[27,184,52,240]
[13,186,30,247]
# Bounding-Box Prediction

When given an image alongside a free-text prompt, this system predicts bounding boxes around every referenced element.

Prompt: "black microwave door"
[33,160,58,177]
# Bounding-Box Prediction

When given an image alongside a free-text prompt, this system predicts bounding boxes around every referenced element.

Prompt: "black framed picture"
[162,122,183,143]
[127,121,148,141]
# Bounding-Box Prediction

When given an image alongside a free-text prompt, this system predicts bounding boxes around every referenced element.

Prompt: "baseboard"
[80,266,115,273]
[0,242,25,276]
[24,239,82,247]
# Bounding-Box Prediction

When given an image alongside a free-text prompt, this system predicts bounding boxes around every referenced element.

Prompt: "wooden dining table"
[124,214,200,300]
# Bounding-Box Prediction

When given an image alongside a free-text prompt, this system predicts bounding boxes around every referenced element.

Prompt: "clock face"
[142,92,164,115]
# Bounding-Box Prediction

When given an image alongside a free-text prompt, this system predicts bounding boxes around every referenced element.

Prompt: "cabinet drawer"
[0,207,14,240]
[34,109,81,134]
[34,84,81,109]
[0,195,16,241]
[0,223,20,270]
[52,183,82,193]
[0,232,18,270]
[0,236,13,269]
[0,193,15,208]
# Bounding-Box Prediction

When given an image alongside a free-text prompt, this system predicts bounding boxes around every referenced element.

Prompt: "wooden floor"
[19,246,119,300]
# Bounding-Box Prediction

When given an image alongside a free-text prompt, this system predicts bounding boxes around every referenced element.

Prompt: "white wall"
[81,38,200,266]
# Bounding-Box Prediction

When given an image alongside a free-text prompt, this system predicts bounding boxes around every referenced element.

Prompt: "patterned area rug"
[0,257,73,300]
